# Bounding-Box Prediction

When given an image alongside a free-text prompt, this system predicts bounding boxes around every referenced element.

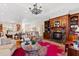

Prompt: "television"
[53,32,62,40]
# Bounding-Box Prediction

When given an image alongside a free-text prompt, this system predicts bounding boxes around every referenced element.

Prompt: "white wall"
[0,21,22,34]
[36,21,44,37]
[22,20,45,38]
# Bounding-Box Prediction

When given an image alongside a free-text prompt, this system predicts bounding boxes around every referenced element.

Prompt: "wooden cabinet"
[43,13,79,43]
[43,20,50,39]
[43,32,50,39]
[68,34,78,42]
[16,40,21,48]
[68,47,79,56]
[49,15,69,43]
[68,13,79,42]
[69,13,79,34]
[0,24,3,32]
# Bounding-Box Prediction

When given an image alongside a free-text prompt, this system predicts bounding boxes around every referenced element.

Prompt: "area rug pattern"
[12,41,64,56]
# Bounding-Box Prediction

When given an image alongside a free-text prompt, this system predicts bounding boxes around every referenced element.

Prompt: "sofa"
[0,38,16,56]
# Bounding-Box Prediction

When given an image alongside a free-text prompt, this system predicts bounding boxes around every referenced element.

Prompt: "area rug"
[12,41,64,56]
[38,41,64,56]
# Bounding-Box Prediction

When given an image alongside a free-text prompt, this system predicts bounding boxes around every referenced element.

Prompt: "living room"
[0,3,79,56]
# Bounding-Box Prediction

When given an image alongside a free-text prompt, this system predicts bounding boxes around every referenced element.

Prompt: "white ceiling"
[0,3,79,24]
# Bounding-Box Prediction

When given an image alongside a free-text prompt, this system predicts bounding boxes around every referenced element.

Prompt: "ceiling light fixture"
[29,3,42,15]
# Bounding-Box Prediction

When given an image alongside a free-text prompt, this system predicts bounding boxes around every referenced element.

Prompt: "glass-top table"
[21,42,47,56]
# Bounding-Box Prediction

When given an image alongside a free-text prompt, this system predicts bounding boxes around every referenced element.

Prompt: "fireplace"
[53,32,62,40]
[50,32,63,43]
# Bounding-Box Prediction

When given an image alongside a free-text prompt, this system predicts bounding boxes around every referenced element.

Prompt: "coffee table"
[21,42,42,56]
